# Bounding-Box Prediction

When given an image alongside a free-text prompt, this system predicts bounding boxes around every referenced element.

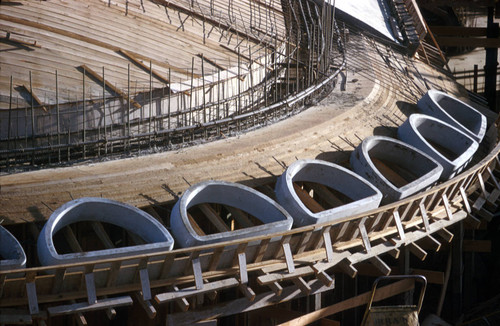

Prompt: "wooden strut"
[277,278,416,326]
[79,65,141,109]
[22,84,48,112]
[118,49,172,89]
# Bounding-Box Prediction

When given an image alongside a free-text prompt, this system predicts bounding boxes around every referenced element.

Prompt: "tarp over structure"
[329,0,400,43]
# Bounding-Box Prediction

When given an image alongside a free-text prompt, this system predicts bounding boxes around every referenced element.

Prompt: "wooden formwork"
[1,135,499,324]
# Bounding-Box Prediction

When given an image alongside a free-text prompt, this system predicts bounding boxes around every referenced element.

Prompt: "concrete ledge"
[398,114,479,180]
[170,181,293,248]
[350,136,443,204]
[0,225,26,271]
[275,159,382,227]
[37,198,174,266]
[417,89,486,143]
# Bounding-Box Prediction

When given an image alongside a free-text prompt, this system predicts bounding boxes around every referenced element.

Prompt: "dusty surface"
[0,35,465,225]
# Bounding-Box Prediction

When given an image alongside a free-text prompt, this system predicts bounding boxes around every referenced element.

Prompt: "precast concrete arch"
[0,225,27,271]
[37,197,174,266]
[417,89,487,143]
[170,181,293,248]
[398,114,479,180]
[350,136,443,204]
[274,159,383,227]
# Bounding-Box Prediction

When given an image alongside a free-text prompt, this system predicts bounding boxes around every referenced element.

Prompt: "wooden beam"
[166,279,333,325]
[22,84,47,112]
[431,26,488,37]
[277,278,415,326]
[155,278,240,304]
[47,296,133,316]
[79,65,141,109]
[293,183,324,213]
[435,36,500,48]
[226,206,253,229]
[198,204,230,233]
[119,49,171,87]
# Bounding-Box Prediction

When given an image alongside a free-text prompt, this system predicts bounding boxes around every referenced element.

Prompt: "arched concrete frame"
[0,225,27,271]
[398,114,479,180]
[350,136,443,204]
[170,181,293,248]
[274,159,383,227]
[417,89,486,143]
[37,197,174,266]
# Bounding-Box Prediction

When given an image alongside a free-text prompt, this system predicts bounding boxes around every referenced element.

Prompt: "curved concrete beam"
[417,89,486,143]
[0,225,27,271]
[350,136,443,204]
[398,114,479,180]
[275,159,383,227]
[170,181,293,248]
[37,197,174,266]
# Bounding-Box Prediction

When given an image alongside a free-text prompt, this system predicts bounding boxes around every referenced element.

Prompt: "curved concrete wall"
[170,181,293,248]
[398,114,479,180]
[350,136,443,204]
[37,197,174,266]
[0,225,27,271]
[275,159,382,227]
[417,89,486,143]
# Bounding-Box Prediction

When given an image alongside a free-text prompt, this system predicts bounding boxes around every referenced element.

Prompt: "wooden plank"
[393,211,406,242]
[133,292,157,319]
[22,84,47,112]
[192,257,204,290]
[84,272,97,305]
[293,183,324,213]
[166,279,333,325]
[106,261,122,287]
[408,242,427,261]
[199,204,230,233]
[308,183,346,208]
[25,272,39,315]
[238,252,248,284]
[435,36,500,48]
[63,226,83,253]
[282,242,295,274]
[80,64,141,109]
[419,235,441,252]
[436,228,454,243]
[239,284,256,301]
[226,206,253,229]
[208,247,224,271]
[292,277,311,295]
[371,158,408,188]
[276,278,415,326]
[119,49,171,86]
[187,213,206,236]
[322,229,334,262]
[253,238,270,263]
[47,296,133,316]
[139,267,152,301]
[170,285,190,312]
[358,218,371,252]
[419,201,431,232]
[257,266,316,285]
[91,221,114,249]
[431,26,488,37]
[155,278,240,304]
[442,194,454,220]
[369,256,391,276]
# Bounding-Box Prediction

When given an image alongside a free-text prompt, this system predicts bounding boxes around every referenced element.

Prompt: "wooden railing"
[1,127,499,324]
